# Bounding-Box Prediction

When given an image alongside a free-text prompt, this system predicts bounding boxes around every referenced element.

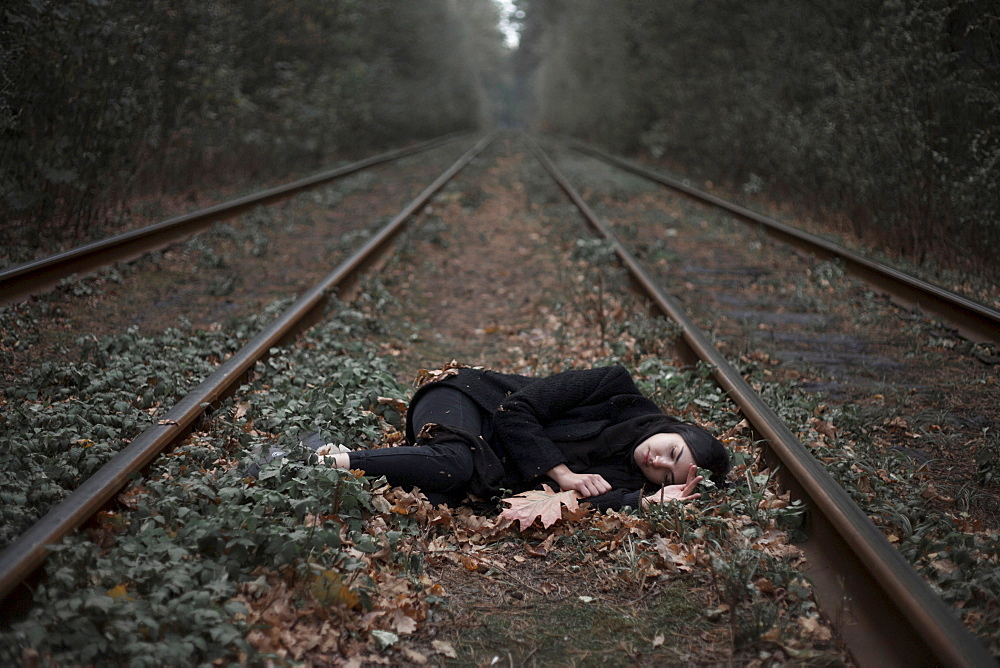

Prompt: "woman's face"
[634,433,695,486]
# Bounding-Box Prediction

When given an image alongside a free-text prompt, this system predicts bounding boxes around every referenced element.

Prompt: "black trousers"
[347,386,486,505]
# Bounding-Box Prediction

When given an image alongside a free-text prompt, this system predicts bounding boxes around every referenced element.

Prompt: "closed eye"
[667,446,680,484]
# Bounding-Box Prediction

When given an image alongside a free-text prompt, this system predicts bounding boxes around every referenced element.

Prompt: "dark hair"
[665,423,731,485]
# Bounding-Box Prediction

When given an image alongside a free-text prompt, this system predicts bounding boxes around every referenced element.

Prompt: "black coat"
[405,366,683,510]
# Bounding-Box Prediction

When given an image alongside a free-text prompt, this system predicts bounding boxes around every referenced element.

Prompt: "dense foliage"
[0,299,407,664]
[0,0,505,259]
[515,0,1000,276]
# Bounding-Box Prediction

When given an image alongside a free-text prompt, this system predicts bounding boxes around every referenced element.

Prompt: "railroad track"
[559,137,1000,345]
[0,132,994,665]
[0,133,463,306]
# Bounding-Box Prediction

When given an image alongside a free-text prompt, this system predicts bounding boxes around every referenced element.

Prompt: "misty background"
[1,0,997,279]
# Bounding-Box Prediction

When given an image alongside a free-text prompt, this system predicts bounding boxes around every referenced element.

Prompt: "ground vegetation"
[0,139,855,665]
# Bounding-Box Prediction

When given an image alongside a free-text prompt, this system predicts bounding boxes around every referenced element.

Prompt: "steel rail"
[528,137,994,667]
[0,132,497,606]
[0,133,465,306]
[559,136,1000,344]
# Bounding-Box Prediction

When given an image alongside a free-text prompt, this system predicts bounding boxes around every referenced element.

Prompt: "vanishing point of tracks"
[1,132,997,665]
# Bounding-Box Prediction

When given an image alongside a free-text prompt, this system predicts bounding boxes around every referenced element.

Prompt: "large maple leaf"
[500,484,582,531]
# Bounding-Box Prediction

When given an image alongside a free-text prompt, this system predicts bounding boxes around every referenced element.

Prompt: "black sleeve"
[491,366,641,480]
[584,488,642,512]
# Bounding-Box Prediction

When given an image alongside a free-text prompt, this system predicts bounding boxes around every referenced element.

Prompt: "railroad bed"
[0,134,996,666]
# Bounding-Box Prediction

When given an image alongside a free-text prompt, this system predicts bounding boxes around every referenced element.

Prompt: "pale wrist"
[546,463,571,483]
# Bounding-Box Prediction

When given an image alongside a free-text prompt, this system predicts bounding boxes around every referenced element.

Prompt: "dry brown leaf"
[797,616,833,641]
[460,555,487,573]
[754,577,776,596]
[931,558,958,574]
[524,533,558,557]
[500,484,581,531]
[377,396,408,412]
[653,535,695,572]
[401,648,429,665]
[309,570,361,608]
[810,417,839,439]
[387,609,418,634]
[432,640,458,658]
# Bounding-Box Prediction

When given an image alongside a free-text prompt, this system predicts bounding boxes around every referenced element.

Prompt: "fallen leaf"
[432,640,457,658]
[754,577,776,596]
[500,485,580,531]
[307,570,360,609]
[105,584,131,601]
[387,609,418,634]
[653,536,695,572]
[460,555,487,573]
[797,616,832,641]
[524,533,557,557]
[931,558,958,575]
[811,418,838,439]
[370,630,398,649]
[401,648,428,665]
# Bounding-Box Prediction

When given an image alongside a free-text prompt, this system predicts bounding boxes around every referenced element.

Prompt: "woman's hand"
[546,464,612,498]
[642,464,702,509]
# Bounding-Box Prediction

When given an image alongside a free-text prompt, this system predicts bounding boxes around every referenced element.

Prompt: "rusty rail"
[0,133,497,606]
[0,134,464,305]
[560,137,999,344]
[529,136,994,667]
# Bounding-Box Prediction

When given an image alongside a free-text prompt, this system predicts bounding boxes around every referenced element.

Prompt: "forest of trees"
[0,0,507,259]
[514,0,1000,276]
[3,1,998,278]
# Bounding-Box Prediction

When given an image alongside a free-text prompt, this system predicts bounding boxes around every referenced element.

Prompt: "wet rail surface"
[1,132,994,665]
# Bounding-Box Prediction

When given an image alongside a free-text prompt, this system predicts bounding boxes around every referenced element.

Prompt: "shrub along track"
[0,134,995,665]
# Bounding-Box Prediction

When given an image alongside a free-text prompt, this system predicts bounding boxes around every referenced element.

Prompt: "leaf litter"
[222,145,849,665]
[1,141,856,666]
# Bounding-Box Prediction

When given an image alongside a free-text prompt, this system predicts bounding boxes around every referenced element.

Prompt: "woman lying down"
[323,365,731,511]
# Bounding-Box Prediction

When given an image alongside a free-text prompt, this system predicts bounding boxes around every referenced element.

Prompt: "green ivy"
[0,298,421,664]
